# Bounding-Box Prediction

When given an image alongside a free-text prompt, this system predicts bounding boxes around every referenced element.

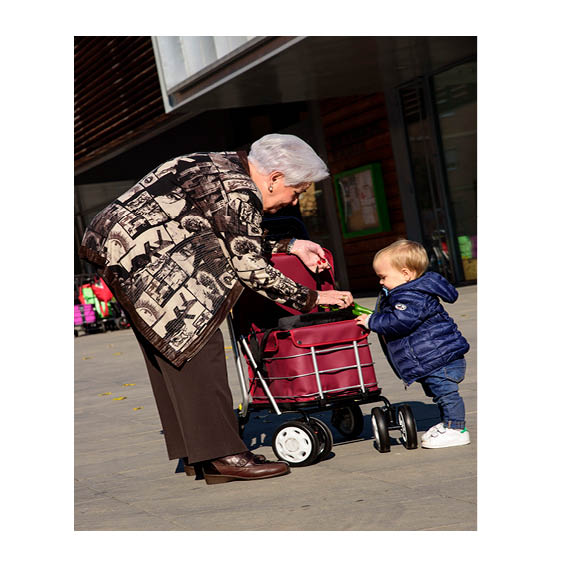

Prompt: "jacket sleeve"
[266,237,293,255]
[213,188,317,313]
[367,293,425,338]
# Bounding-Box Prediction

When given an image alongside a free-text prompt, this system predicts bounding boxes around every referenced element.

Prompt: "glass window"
[299,182,332,250]
[400,82,456,282]
[433,61,477,281]
[154,36,256,92]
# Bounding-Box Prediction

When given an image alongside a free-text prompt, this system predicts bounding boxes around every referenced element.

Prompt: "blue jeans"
[417,358,466,429]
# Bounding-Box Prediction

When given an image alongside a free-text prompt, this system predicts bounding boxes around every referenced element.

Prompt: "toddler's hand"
[355,314,370,328]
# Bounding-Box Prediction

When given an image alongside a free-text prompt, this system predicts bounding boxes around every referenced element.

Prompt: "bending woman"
[79,133,353,485]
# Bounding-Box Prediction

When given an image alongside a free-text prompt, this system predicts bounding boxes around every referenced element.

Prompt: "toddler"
[356,239,471,448]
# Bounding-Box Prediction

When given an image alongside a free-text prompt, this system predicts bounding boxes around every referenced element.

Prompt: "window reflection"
[433,61,477,281]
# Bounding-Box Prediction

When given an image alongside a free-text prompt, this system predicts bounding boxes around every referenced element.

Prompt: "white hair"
[248,133,329,186]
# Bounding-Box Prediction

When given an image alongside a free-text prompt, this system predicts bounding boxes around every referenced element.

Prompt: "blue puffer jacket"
[367,271,469,384]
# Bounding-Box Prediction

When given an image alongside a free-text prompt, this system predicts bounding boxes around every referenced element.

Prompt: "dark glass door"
[432,61,477,282]
[398,60,477,284]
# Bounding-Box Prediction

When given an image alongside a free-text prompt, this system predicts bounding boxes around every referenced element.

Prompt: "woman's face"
[262,177,310,214]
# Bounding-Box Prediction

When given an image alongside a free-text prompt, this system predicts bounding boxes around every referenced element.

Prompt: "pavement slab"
[74,286,477,531]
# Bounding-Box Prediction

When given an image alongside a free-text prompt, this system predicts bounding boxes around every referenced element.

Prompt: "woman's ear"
[270,171,284,186]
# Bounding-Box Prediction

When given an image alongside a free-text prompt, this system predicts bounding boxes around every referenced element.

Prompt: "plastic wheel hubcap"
[285,438,300,452]
[275,427,313,463]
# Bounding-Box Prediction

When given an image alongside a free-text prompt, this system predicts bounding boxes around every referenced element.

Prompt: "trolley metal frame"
[227,312,394,426]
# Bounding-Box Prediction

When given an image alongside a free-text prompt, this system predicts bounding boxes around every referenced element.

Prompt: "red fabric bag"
[235,249,379,406]
[232,250,335,335]
[248,317,378,405]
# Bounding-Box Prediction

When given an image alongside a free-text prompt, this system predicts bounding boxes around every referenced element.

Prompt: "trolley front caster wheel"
[331,405,364,439]
[397,404,418,449]
[272,420,321,467]
[371,407,390,453]
[305,417,333,462]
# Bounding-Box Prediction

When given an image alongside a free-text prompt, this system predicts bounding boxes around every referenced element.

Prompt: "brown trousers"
[134,327,248,464]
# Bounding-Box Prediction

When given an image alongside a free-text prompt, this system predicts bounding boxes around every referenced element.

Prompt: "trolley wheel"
[331,405,364,439]
[371,407,390,453]
[306,417,333,462]
[272,420,321,467]
[397,404,418,449]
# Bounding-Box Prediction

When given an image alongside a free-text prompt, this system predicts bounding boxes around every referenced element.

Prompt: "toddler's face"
[374,254,416,290]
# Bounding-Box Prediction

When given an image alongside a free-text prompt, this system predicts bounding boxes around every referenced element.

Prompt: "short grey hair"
[248,133,329,186]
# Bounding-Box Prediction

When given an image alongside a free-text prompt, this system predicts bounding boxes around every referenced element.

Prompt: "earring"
[268,185,273,193]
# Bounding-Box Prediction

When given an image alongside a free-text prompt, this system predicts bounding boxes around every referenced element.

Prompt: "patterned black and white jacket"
[79,151,317,366]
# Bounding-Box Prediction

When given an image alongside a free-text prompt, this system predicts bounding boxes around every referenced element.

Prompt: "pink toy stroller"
[74,303,99,336]
[228,249,418,466]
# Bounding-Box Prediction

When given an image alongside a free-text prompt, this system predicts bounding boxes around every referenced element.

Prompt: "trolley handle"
[314,253,344,313]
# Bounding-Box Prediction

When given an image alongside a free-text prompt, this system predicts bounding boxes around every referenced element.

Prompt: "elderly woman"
[79,134,353,485]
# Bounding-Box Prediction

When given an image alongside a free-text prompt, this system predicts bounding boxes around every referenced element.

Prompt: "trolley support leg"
[352,340,366,393]
[309,347,325,400]
[239,336,282,416]
[227,313,250,419]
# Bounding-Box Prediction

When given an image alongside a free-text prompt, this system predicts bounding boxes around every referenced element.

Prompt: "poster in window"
[333,163,390,238]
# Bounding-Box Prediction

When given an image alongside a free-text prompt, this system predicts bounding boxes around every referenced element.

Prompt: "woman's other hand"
[316,289,353,308]
[289,239,330,272]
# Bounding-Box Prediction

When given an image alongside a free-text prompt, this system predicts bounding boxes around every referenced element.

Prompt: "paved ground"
[74,286,476,531]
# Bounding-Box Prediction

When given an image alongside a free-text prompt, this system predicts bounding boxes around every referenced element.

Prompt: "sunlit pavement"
[74,286,476,531]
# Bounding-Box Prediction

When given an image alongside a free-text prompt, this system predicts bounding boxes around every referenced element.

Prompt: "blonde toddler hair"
[373,239,429,278]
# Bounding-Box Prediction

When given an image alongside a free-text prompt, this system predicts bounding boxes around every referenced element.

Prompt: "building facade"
[75,36,477,290]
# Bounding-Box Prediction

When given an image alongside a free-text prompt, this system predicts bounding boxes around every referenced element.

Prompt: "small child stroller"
[228,248,419,466]
[74,303,99,336]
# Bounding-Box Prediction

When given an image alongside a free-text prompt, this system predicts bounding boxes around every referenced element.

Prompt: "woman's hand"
[355,313,370,329]
[289,239,330,272]
[316,289,354,308]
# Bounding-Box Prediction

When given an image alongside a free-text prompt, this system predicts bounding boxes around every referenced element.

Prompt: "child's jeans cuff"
[444,419,465,430]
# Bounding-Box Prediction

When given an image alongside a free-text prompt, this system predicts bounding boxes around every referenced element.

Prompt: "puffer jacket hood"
[395,271,458,304]
[367,271,469,383]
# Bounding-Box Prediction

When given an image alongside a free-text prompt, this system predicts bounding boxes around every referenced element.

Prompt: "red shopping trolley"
[228,249,418,466]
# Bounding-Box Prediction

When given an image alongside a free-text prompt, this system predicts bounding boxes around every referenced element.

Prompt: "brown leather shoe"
[203,451,290,484]
[182,456,267,477]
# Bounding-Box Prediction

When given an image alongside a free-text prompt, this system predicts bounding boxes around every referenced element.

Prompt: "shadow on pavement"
[238,400,440,452]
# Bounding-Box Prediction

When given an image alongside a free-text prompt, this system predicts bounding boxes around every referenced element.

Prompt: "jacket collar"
[237,151,250,175]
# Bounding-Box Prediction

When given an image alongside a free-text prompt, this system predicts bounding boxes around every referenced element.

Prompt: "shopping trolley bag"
[246,309,379,405]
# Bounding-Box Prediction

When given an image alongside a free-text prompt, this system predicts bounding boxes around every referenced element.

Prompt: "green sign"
[333,163,390,239]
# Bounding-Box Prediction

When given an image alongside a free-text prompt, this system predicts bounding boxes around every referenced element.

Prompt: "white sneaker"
[421,423,445,442]
[421,426,470,449]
